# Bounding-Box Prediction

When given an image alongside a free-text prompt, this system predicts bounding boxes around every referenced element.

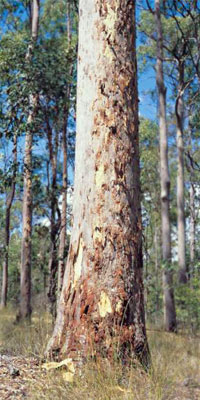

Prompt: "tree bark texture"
[1,135,17,308]
[176,62,187,284]
[47,0,150,368]
[19,0,40,320]
[155,0,176,332]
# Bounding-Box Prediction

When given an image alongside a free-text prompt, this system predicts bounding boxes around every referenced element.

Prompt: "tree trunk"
[46,116,59,320]
[189,180,195,277]
[57,7,73,307]
[188,123,195,278]
[176,62,187,284]
[1,135,17,308]
[18,0,40,320]
[154,227,160,314]
[46,0,150,368]
[155,0,177,332]
[20,123,33,319]
[57,107,68,306]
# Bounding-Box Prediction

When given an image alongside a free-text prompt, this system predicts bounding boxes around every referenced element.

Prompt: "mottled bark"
[1,135,17,308]
[155,0,176,332]
[47,0,150,368]
[176,62,187,284]
[18,0,40,320]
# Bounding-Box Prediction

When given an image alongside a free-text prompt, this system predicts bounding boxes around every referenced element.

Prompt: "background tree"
[1,134,17,308]
[0,0,77,314]
[19,0,40,320]
[155,0,176,331]
[57,1,74,308]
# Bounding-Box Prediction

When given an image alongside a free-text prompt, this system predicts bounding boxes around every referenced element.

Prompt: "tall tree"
[175,59,187,283]
[1,134,17,308]
[19,0,40,320]
[155,0,176,331]
[189,171,195,276]
[46,114,60,319]
[161,0,199,283]
[47,0,150,367]
[56,106,69,307]
[139,3,199,286]
[57,1,75,308]
[187,115,197,278]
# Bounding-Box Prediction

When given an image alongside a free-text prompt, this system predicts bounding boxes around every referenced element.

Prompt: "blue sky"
[138,67,157,121]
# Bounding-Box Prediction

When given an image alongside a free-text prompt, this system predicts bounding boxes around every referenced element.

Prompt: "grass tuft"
[0,308,200,399]
[0,306,52,359]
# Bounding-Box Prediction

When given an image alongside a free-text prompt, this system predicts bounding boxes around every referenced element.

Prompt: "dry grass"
[0,306,52,359]
[30,332,200,400]
[0,308,200,400]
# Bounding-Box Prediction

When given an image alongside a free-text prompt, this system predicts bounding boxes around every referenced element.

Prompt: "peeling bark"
[1,135,17,309]
[46,0,150,368]
[155,0,176,332]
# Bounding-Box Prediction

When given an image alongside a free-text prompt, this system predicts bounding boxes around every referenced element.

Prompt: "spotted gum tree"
[47,0,150,367]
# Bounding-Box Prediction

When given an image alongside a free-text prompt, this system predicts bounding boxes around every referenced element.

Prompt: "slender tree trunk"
[188,123,195,278]
[155,0,177,332]
[19,0,40,320]
[57,6,73,306]
[188,124,195,278]
[1,135,17,308]
[154,227,160,314]
[46,117,59,319]
[176,62,187,284]
[189,180,195,277]
[67,0,72,42]
[46,0,150,368]
[57,108,68,305]
[20,126,33,319]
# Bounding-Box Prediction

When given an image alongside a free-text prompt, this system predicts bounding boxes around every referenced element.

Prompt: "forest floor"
[0,308,200,400]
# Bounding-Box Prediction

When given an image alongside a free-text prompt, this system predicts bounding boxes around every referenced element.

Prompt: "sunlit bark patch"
[98,292,113,318]
[116,300,123,313]
[95,164,105,188]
